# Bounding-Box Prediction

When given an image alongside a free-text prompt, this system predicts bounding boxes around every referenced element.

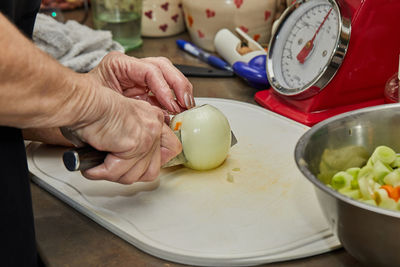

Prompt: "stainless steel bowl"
[295,103,400,267]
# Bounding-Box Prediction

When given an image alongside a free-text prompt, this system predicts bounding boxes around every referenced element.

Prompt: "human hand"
[65,78,182,184]
[89,51,195,114]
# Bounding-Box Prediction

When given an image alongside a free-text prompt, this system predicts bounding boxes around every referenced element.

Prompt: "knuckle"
[101,172,121,183]
[144,63,159,73]
[125,137,140,152]
[156,56,172,65]
[141,167,160,182]
[141,134,154,149]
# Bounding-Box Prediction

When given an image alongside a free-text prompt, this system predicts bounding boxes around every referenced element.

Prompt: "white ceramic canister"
[182,0,280,51]
[141,0,185,37]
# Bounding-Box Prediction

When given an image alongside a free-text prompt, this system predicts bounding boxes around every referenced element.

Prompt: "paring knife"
[62,129,238,172]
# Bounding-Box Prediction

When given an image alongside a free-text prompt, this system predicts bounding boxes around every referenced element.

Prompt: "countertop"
[31,9,362,267]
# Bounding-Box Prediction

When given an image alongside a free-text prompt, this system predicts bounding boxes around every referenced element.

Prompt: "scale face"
[267,0,349,98]
[256,0,400,126]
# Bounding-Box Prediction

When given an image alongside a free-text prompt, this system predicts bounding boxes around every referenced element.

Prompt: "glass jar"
[91,0,143,51]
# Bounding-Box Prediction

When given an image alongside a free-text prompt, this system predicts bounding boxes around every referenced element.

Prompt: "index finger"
[143,57,195,111]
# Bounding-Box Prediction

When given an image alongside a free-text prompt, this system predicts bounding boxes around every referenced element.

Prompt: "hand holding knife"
[61,127,238,172]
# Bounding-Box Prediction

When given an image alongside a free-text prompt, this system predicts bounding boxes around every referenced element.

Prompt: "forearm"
[0,13,93,129]
[22,128,73,146]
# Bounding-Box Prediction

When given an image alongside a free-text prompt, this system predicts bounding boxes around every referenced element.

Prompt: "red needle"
[296,8,333,64]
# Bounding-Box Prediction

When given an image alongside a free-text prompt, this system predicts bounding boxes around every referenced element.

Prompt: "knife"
[62,128,238,171]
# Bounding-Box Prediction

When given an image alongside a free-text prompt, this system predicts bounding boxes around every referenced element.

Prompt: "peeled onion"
[170,104,232,170]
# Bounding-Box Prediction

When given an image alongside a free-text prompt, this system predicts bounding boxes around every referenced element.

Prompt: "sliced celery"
[338,188,361,199]
[371,146,396,165]
[379,198,398,210]
[331,171,353,190]
[372,160,392,184]
[374,188,390,205]
[366,157,374,168]
[358,177,380,200]
[346,167,360,179]
[358,166,373,179]
[362,199,377,206]
[351,179,359,190]
[391,155,400,168]
[383,169,400,187]
[358,177,372,200]
[326,145,400,212]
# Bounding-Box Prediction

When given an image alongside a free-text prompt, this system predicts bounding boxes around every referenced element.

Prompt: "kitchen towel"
[33,13,124,73]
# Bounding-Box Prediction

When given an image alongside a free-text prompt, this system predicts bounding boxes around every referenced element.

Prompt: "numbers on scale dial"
[279,3,339,89]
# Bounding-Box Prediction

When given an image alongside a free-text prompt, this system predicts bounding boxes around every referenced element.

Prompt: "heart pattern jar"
[182,0,284,51]
[142,0,185,37]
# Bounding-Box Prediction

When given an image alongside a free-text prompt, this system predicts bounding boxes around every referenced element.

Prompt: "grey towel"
[33,13,124,73]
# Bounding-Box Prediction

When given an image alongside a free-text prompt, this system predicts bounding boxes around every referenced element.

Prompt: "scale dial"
[267,0,350,98]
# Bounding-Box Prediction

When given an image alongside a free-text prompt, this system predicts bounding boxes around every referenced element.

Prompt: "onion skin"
[170,104,231,170]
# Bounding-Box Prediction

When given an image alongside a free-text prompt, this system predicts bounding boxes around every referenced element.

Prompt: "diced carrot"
[173,121,182,131]
[380,185,400,201]
[396,186,400,200]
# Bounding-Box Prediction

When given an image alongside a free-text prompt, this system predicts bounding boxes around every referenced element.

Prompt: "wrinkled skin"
[1,13,195,186]
[90,52,195,113]
[73,52,195,184]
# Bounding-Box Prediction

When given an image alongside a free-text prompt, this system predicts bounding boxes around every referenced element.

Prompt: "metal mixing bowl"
[294,103,400,267]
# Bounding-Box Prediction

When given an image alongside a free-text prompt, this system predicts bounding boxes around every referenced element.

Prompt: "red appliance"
[255,0,400,126]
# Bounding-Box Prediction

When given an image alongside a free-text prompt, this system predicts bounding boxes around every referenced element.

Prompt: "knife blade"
[62,129,238,172]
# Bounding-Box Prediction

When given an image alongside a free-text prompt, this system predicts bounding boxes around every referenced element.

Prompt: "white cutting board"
[27,98,340,266]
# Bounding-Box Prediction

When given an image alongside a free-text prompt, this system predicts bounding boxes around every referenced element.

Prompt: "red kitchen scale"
[254,0,400,126]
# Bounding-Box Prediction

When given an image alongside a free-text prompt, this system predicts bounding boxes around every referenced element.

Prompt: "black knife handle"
[173,64,234,77]
[63,146,107,171]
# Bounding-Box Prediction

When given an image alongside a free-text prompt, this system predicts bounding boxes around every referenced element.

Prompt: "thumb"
[160,124,182,165]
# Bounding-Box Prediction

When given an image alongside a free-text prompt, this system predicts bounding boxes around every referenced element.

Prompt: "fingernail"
[190,96,195,108]
[170,99,181,114]
[184,93,191,108]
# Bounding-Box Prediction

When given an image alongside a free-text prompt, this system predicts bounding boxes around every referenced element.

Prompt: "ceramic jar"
[141,0,185,37]
[182,0,282,51]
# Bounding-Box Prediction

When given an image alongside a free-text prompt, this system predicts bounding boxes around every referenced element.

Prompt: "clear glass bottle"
[91,0,143,52]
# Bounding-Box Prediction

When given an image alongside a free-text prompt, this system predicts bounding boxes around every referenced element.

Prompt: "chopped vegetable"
[226,172,234,183]
[372,160,392,184]
[173,121,182,131]
[326,145,400,212]
[380,185,400,201]
[370,146,396,165]
[346,167,360,179]
[331,171,353,190]
[383,169,400,187]
[318,146,369,184]
[338,188,361,199]
[391,155,400,168]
